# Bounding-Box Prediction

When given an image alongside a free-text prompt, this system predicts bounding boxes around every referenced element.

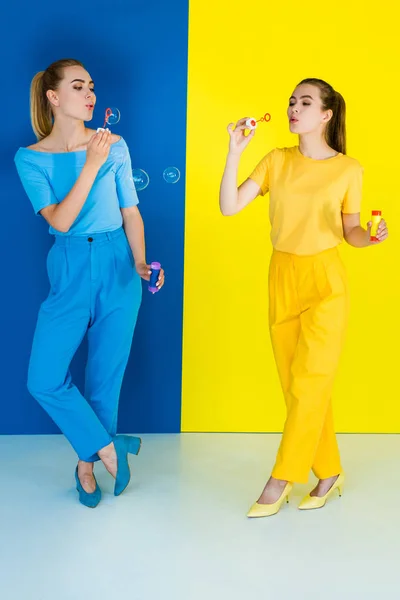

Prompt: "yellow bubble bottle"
[370,210,382,242]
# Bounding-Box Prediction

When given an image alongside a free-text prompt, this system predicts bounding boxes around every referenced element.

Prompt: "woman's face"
[47,65,96,122]
[287,83,332,135]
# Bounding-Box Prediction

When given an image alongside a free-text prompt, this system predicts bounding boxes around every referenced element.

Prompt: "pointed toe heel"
[298,473,345,511]
[247,483,293,518]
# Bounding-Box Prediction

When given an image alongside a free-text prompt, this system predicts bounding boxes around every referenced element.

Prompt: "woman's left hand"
[135,262,165,290]
[368,218,389,244]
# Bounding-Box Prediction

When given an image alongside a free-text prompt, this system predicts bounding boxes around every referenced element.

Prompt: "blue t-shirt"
[14,137,139,236]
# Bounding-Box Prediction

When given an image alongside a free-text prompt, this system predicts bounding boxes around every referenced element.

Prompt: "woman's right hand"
[86,129,112,170]
[227,118,256,156]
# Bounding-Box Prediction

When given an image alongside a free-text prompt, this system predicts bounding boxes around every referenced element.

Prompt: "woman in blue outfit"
[14,58,165,508]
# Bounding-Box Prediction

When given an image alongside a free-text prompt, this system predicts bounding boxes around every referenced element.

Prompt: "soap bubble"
[132,168,149,191]
[163,167,181,184]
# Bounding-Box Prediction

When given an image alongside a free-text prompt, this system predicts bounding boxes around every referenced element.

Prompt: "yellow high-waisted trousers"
[269,247,349,484]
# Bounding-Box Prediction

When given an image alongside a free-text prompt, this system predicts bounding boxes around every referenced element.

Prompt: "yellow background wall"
[182,0,400,432]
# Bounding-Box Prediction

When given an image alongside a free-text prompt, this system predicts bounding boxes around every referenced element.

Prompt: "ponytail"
[29,58,84,140]
[298,78,347,155]
[30,71,53,140]
[326,91,346,155]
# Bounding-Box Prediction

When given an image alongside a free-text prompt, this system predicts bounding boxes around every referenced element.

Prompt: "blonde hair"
[30,58,84,140]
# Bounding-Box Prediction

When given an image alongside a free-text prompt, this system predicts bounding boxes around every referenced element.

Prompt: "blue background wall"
[0,1,188,434]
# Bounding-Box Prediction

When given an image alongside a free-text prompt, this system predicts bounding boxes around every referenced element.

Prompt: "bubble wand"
[245,112,271,130]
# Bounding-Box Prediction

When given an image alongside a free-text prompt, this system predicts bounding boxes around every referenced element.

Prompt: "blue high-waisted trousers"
[27,228,142,462]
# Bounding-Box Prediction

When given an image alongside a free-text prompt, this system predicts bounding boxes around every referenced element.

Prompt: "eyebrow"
[289,95,314,100]
[70,78,94,85]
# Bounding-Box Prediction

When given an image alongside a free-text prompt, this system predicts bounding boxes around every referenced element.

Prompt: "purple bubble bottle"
[148,262,161,294]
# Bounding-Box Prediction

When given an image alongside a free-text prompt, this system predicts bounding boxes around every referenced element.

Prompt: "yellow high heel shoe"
[298,473,344,510]
[247,483,293,518]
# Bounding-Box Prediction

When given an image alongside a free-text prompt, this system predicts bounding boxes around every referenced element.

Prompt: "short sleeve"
[14,152,58,215]
[342,163,364,214]
[114,138,139,209]
[248,150,275,196]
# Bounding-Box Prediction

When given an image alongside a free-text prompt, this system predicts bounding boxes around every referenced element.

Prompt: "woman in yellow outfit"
[219,78,389,518]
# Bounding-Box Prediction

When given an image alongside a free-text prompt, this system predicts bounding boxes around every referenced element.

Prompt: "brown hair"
[30,58,85,140]
[298,78,346,155]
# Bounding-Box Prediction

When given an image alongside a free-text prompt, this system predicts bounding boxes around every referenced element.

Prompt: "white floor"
[1,433,400,599]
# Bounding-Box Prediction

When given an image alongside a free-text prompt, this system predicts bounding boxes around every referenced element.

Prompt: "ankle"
[270,477,288,487]
[98,442,115,459]
[78,460,94,473]
[319,474,339,484]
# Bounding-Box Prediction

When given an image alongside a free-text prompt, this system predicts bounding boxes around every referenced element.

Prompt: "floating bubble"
[132,168,149,191]
[163,167,181,184]
[104,107,120,127]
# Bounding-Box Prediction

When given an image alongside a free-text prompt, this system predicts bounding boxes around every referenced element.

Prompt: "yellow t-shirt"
[248,146,363,256]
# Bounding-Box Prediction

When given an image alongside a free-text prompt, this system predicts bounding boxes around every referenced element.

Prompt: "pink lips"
[86,105,94,110]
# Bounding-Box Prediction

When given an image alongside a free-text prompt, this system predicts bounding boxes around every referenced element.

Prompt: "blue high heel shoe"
[113,435,142,496]
[75,467,102,508]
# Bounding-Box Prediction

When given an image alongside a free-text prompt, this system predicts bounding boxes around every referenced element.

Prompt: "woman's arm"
[41,130,111,232]
[342,212,388,247]
[219,118,261,216]
[122,206,146,266]
[122,206,165,289]
[41,162,99,232]
[220,155,261,216]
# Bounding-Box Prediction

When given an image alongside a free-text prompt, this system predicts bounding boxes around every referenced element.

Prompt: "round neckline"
[19,136,123,155]
[295,146,343,162]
